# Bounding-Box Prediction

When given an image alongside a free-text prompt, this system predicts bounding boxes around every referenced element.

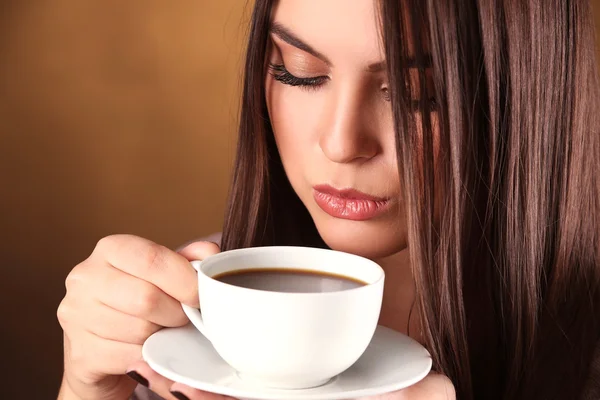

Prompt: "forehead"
[270,0,424,65]
[270,0,385,65]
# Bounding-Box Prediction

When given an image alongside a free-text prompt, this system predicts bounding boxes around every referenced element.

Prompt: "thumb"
[177,240,221,262]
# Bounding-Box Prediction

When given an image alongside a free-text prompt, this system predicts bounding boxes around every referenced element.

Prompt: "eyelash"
[268,63,329,89]
[269,63,437,111]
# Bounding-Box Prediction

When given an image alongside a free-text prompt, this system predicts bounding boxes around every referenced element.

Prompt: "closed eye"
[268,63,329,89]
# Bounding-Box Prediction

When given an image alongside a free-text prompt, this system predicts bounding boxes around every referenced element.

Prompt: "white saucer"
[143,324,431,400]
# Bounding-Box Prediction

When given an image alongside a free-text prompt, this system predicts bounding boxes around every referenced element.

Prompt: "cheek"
[265,78,324,182]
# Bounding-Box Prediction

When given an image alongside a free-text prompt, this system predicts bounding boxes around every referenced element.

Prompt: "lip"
[313,185,391,221]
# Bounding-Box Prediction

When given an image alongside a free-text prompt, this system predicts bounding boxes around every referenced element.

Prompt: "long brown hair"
[221,1,600,398]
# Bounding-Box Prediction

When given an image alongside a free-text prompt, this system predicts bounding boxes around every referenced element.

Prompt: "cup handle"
[181,260,211,341]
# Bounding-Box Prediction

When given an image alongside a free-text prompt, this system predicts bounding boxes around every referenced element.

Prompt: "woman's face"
[265,0,428,259]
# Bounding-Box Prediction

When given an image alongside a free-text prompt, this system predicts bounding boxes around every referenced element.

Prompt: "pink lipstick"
[313,185,390,221]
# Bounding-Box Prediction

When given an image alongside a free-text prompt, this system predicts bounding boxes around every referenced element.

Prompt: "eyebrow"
[270,22,433,71]
[270,23,332,65]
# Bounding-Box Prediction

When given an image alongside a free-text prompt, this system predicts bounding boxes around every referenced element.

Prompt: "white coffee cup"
[181,246,385,389]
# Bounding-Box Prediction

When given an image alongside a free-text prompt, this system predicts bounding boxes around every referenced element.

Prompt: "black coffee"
[213,268,367,293]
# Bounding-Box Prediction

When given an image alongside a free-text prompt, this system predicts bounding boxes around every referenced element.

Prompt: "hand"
[126,360,237,400]
[357,373,455,400]
[57,235,223,400]
[126,369,454,400]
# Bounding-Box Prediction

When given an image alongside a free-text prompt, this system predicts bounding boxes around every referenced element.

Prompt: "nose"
[318,84,381,164]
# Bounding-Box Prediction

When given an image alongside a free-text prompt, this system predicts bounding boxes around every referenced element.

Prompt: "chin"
[312,216,407,260]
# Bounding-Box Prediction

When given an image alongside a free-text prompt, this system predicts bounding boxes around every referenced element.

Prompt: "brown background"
[1,1,599,399]
[0,1,248,398]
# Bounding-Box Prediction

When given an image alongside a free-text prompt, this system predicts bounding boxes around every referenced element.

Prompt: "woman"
[56,0,600,399]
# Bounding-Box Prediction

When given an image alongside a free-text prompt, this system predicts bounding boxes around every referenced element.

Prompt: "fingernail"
[170,391,191,400]
[126,370,149,387]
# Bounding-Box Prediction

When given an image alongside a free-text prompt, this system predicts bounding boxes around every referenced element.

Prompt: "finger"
[58,294,162,344]
[68,261,190,326]
[63,334,137,400]
[80,300,162,344]
[177,241,221,262]
[99,264,190,325]
[67,330,143,377]
[94,235,199,306]
[170,382,237,400]
[127,360,175,400]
